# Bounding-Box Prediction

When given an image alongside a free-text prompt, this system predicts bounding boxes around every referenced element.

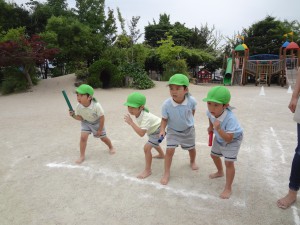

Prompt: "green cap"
[76,84,94,96]
[203,86,231,104]
[168,74,189,86]
[124,92,146,108]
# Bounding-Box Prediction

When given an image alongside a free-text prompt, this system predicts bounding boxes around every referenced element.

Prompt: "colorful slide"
[223,57,232,85]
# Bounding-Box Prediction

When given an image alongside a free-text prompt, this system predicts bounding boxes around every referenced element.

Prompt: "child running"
[124,92,164,179]
[159,74,199,185]
[69,84,115,164]
[203,86,243,199]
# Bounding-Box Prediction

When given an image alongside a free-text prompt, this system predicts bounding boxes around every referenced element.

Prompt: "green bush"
[119,62,155,89]
[0,66,38,94]
[88,60,121,88]
[163,59,189,81]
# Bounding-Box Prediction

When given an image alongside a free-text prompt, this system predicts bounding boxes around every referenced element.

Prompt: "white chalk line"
[270,127,286,164]
[292,206,300,225]
[46,162,246,205]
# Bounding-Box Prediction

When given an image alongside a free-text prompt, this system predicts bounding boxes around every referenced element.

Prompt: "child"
[69,84,115,164]
[159,74,199,185]
[124,92,164,179]
[203,86,243,199]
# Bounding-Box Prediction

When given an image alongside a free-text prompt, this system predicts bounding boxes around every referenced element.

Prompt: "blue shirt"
[206,108,243,144]
[162,95,197,131]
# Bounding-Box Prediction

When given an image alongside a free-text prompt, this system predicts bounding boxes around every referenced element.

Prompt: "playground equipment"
[223,39,300,87]
[224,43,249,86]
[196,69,212,83]
[280,41,300,88]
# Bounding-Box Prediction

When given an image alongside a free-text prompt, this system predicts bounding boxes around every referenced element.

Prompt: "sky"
[10,0,300,42]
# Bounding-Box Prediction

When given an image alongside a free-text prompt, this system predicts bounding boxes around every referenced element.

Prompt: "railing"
[246,59,285,75]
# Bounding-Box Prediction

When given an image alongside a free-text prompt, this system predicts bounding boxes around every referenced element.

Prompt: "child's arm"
[213,120,234,143]
[207,119,213,133]
[289,69,300,113]
[96,115,105,137]
[124,114,147,137]
[159,118,168,137]
[69,110,83,121]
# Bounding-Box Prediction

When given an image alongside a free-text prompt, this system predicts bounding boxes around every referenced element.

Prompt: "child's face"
[207,102,227,118]
[127,106,142,117]
[169,84,188,104]
[77,93,92,107]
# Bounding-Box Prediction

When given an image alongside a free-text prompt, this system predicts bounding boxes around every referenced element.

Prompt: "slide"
[223,57,232,85]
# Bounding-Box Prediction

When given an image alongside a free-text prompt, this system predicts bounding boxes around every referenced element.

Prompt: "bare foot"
[190,162,199,170]
[75,157,85,164]
[220,189,232,199]
[277,191,297,209]
[109,147,116,155]
[153,154,164,159]
[160,173,170,185]
[209,171,224,179]
[137,170,152,179]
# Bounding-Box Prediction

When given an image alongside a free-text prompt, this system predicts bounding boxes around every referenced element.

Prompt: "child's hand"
[69,110,74,116]
[95,129,103,137]
[159,131,166,138]
[207,126,214,133]
[213,120,221,131]
[124,114,133,125]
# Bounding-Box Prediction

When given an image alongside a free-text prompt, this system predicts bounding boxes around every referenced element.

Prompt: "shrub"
[0,66,38,94]
[88,60,121,88]
[163,59,189,81]
[119,62,154,89]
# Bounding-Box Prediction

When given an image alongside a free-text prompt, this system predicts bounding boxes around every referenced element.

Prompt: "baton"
[208,132,213,146]
[62,90,73,111]
[158,135,164,143]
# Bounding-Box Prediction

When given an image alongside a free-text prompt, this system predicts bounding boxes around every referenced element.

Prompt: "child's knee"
[80,135,88,142]
[224,160,234,168]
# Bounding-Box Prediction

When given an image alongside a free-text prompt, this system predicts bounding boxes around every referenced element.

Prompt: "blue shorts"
[166,126,195,150]
[211,134,243,161]
[81,119,106,138]
[147,127,161,147]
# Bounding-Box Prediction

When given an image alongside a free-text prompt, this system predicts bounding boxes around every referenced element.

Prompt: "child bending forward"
[69,84,115,164]
[124,92,164,179]
[203,86,243,199]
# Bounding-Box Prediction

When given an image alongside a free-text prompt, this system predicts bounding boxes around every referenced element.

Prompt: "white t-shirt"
[136,110,161,135]
[75,101,104,123]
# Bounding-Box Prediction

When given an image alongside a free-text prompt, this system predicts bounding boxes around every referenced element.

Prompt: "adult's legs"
[277,123,300,209]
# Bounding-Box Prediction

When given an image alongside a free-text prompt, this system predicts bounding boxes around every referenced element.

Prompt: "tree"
[144,13,173,47]
[242,16,300,55]
[0,29,59,87]
[128,16,142,63]
[169,22,193,47]
[156,35,182,63]
[0,0,30,32]
[75,0,105,33]
[42,16,105,68]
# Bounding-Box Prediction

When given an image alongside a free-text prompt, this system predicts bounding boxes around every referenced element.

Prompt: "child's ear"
[224,103,230,108]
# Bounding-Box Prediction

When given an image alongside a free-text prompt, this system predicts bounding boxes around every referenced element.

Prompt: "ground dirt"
[0,74,299,225]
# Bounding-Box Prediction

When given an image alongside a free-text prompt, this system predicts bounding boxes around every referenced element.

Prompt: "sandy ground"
[0,74,299,225]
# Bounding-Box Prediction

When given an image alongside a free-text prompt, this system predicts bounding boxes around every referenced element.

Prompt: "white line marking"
[46,162,216,201]
[292,206,300,225]
[270,127,286,164]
